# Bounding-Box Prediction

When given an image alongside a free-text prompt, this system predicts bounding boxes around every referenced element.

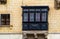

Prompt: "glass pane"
[29,9,35,11]
[6,22,10,25]
[6,14,10,21]
[36,13,40,22]
[41,9,47,11]
[23,13,28,22]
[1,14,10,25]
[1,22,5,25]
[23,9,28,11]
[30,13,34,22]
[42,13,47,22]
[36,9,40,11]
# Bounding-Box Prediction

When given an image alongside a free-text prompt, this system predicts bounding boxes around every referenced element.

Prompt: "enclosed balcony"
[22,6,49,30]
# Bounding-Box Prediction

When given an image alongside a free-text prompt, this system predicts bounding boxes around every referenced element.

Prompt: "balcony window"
[29,13,34,22]
[22,6,49,30]
[23,13,28,22]
[36,13,40,22]
[41,13,47,22]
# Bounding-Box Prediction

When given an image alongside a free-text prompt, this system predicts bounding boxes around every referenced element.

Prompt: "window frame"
[0,14,10,25]
[23,9,48,23]
[22,6,49,30]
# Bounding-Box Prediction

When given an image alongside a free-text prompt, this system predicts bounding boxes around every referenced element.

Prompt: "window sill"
[0,25,13,27]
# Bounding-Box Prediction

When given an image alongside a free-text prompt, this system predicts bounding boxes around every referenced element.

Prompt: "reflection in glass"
[36,9,40,11]
[23,9,28,11]
[41,9,47,11]
[29,9,35,11]
[36,13,40,22]
[42,13,47,22]
[30,13,34,22]
[23,13,28,22]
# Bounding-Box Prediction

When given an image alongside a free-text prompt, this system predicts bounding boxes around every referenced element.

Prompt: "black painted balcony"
[23,23,48,30]
[29,23,41,30]
[22,6,49,31]
[40,23,48,30]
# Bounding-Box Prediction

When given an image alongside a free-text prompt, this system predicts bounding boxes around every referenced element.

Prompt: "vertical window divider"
[28,9,29,23]
[28,8,30,29]
[40,9,42,23]
[39,9,41,23]
[34,9,35,23]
